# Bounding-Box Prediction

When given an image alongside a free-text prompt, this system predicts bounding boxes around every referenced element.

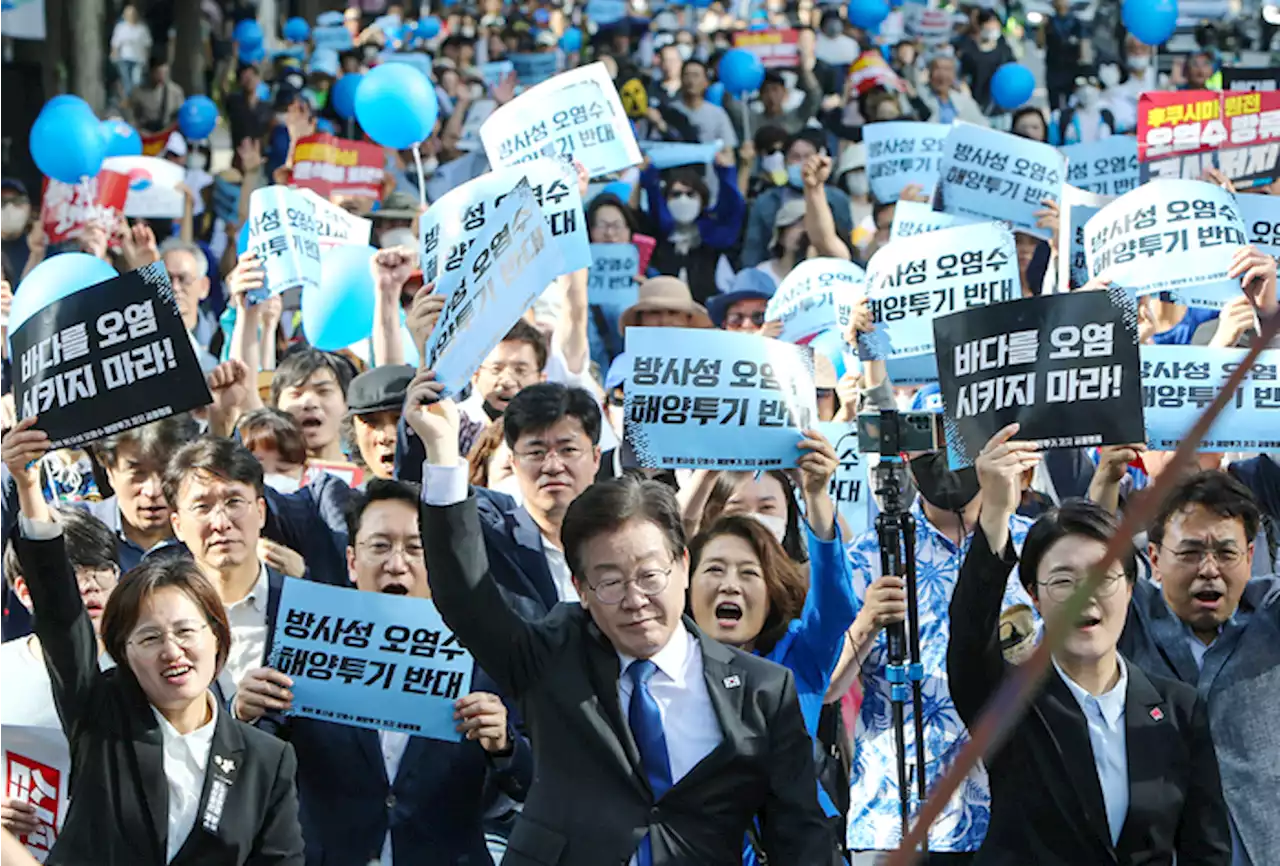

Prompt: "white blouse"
[152,696,217,863]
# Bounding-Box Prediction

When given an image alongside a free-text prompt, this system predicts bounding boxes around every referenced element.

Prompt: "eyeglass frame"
[182,495,256,523]
[1158,542,1245,569]
[512,442,590,467]
[583,564,675,606]
[356,538,427,563]
[1036,571,1126,603]
[127,621,211,653]
[725,310,767,327]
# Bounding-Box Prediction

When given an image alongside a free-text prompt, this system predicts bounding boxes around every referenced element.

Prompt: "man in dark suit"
[405,369,833,866]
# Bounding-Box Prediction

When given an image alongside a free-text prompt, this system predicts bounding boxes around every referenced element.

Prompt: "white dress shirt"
[152,695,218,863]
[378,730,412,866]
[1053,656,1129,846]
[217,565,270,700]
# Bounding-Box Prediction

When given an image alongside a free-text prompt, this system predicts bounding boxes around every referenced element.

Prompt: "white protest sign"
[889,199,987,240]
[1084,178,1249,308]
[901,3,953,45]
[457,98,497,153]
[862,121,949,204]
[864,221,1019,383]
[938,122,1066,239]
[818,421,872,537]
[480,62,642,178]
[425,152,489,203]
[419,157,589,288]
[102,156,187,219]
[766,258,866,344]
[247,186,322,299]
[1058,184,1115,293]
[3,726,71,862]
[422,179,567,395]
[296,189,372,252]
[1239,193,1280,263]
[1060,136,1140,198]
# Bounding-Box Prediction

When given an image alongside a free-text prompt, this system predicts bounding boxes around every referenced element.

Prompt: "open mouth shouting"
[1074,612,1102,631]
[715,601,744,630]
[380,583,410,595]
[1191,586,1225,612]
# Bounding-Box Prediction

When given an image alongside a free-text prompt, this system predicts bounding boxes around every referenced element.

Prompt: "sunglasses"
[725,311,766,327]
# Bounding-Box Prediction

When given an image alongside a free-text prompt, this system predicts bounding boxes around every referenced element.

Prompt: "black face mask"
[909,451,980,512]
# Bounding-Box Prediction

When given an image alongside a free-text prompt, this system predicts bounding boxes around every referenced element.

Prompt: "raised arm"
[801,155,850,260]
[371,246,415,367]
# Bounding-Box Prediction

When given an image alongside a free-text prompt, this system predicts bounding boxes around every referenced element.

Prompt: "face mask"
[1128,55,1150,72]
[461,26,476,37]
[420,155,439,175]
[981,29,1001,45]
[909,451,980,512]
[188,153,209,172]
[1098,65,1121,89]
[667,194,701,224]
[676,43,693,61]
[1076,86,1100,109]
[760,151,785,175]
[379,227,418,249]
[263,473,301,494]
[786,163,805,189]
[747,512,788,545]
[1,204,29,236]
[845,171,869,198]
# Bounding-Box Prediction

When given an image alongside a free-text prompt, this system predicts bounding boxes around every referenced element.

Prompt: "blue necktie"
[627,659,672,866]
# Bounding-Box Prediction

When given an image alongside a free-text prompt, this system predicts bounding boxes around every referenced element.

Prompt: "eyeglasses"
[128,622,210,653]
[1037,572,1125,603]
[593,219,629,235]
[75,566,119,589]
[587,565,673,605]
[1160,544,1243,569]
[185,496,253,523]
[725,311,766,327]
[816,388,836,399]
[357,539,426,562]
[514,444,586,467]
[480,361,535,379]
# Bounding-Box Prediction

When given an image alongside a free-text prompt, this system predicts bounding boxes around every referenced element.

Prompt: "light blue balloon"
[332,73,362,120]
[1123,0,1178,46]
[419,15,442,39]
[178,95,218,140]
[355,63,439,149]
[31,102,105,184]
[990,63,1035,110]
[559,28,583,52]
[705,81,725,106]
[302,245,378,351]
[10,253,119,338]
[234,18,264,47]
[283,16,310,43]
[45,94,93,113]
[717,49,764,95]
[847,0,889,30]
[100,118,142,157]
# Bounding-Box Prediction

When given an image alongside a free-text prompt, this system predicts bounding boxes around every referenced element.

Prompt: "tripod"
[873,454,929,855]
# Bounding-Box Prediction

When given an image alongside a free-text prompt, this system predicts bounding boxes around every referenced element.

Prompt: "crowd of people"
[1,0,1279,865]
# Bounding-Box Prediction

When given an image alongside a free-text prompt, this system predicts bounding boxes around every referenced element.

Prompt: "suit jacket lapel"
[174,705,246,863]
[1038,672,1116,859]
[671,624,745,791]
[583,619,649,799]
[262,567,285,664]
[1140,587,1201,684]
[125,679,170,865]
[506,507,559,611]
[358,726,391,785]
[1116,661,1167,859]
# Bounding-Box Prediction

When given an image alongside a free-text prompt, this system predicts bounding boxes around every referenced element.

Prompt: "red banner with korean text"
[731,29,800,69]
[289,134,386,202]
[40,171,131,244]
[1137,89,1280,190]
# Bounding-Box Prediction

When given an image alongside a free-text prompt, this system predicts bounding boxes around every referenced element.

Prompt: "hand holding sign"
[403,368,460,466]
[974,423,1040,551]
[405,290,445,363]
[454,692,510,753]
[0,416,50,480]
[796,429,840,541]
[1230,245,1278,318]
[227,251,266,306]
[1,797,41,837]
[233,666,295,723]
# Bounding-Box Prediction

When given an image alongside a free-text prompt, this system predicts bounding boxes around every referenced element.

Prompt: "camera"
[856,410,943,456]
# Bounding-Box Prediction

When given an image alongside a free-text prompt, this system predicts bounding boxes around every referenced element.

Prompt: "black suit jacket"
[422,495,832,866]
[947,528,1231,866]
[16,533,304,866]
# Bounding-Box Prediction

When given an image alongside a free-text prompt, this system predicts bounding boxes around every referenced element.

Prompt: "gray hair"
[158,237,209,278]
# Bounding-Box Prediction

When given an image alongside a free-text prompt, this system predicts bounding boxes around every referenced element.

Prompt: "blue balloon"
[559,28,583,52]
[233,18,264,47]
[990,63,1035,110]
[31,102,105,184]
[847,0,889,30]
[718,48,764,95]
[418,15,442,39]
[45,94,93,113]
[100,118,142,157]
[283,16,310,43]
[178,95,218,140]
[316,117,337,134]
[241,42,266,64]
[705,81,725,106]
[533,8,550,25]
[10,254,119,338]
[355,63,439,149]
[332,73,362,120]
[302,245,378,351]
[1123,0,1177,46]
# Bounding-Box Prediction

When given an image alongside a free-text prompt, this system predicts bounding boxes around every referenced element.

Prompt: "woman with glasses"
[9,459,304,864]
[947,424,1230,865]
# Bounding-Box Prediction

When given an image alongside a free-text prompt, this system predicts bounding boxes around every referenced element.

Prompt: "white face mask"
[746,512,788,545]
[667,194,701,224]
[676,43,693,62]
[263,473,300,494]
[1128,55,1150,72]
[980,29,1001,46]
[1,204,29,236]
[1098,65,1121,89]
[845,171,869,198]
[760,151,785,175]
[1076,86,1100,109]
[420,154,439,174]
[188,153,209,172]
[379,227,418,249]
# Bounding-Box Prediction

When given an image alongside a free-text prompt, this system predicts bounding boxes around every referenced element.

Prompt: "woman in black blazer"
[14,523,304,865]
[946,424,1230,866]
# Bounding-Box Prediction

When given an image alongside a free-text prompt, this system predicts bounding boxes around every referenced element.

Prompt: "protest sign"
[766,257,866,344]
[11,263,212,449]
[295,189,372,252]
[933,290,1144,466]
[381,51,432,78]
[1083,178,1248,308]
[817,420,873,538]
[1137,90,1280,191]
[39,172,130,245]
[290,133,386,201]
[901,3,952,45]
[456,99,497,153]
[1221,68,1280,92]
[639,139,723,170]
[1238,193,1280,262]
[888,200,982,240]
[419,157,589,286]
[3,726,70,862]
[624,327,818,469]
[425,152,489,201]
[586,0,628,24]
[302,459,365,488]
[101,156,187,218]
[862,121,949,204]
[731,29,800,68]
[1060,136,1140,197]
[938,122,1066,239]
[270,578,474,739]
[1141,345,1280,452]
[247,186,323,299]
[1057,184,1114,292]
[510,52,560,86]
[587,242,641,361]
[423,179,567,395]
[479,61,515,91]
[480,62,642,178]
[312,24,353,52]
[863,221,1019,383]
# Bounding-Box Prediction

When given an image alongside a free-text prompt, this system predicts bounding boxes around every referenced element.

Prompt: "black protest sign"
[933,290,1143,465]
[12,262,213,448]
[1222,68,1279,93]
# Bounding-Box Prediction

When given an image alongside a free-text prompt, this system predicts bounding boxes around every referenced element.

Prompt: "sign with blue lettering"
[817,421,872,538]
[862,121,949,204]
[938,122,1066,239]
[587,242,641,363]
[1141,345,1280,452]
[639,139,723,170]
[766,257,865,344]
[510,52,560,86]
[1061,136,1140,198]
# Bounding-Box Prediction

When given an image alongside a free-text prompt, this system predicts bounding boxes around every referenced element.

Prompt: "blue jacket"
[640,161,745,250]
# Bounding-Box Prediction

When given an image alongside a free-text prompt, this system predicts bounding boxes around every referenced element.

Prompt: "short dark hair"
[237,408,308,467]
[664,169,710,204]
[587,194,640,237]
[561,476,686,579]
[1019,499,1137,596]
[93,414,200,470]
[1149,470,1261,549]
[503,383,602,449]
[163,437,266,507]
[787,128,827,157]
[762,71,786,89]
[976,9,1000,26]
[270,348,355,407]
[681,58,707,76]
[702,470,808,563]
[102,558,232,676]
[4,506,118,588]
[501,319,549,372]
[344,477,422,541]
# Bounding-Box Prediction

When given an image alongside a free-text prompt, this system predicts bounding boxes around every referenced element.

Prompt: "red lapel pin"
[1149,707,1164,722]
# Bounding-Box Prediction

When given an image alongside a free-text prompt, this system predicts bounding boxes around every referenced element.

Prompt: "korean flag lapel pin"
[722,674,742,690]
[215,755,236,775]
[1149,706,1164,722]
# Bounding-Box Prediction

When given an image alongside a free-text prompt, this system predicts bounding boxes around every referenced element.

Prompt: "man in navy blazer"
[236,478,531,865]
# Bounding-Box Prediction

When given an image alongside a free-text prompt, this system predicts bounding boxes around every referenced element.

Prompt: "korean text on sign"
[817,421,872,538]
[766,257,866,344]
[423,179,567,396]
[863,221,1019,384]
[1137,89,1280,190]
[1239,192,1280,262]
[730,29,800,69]
[4,726,71,862]
[1083,178,1248,308]
[624,327,819,470]
[480,62,642,178]
[40,171,130,244]
[270,578,474,740]
[1061,136,1140,198]
[290,133,386,201]
[938,122,1066,239]
[1141,345,1280,452]
[246,186,323,299]
[862,121,949,204]
[587,242,641,360]
[932,290,1144,467]
[888,200,989,241]
[295,188,372,253]
[1058,184,1114,292]
[10,263,212,449]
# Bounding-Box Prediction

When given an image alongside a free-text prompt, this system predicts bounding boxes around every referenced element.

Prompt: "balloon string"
[412,143,427,213]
